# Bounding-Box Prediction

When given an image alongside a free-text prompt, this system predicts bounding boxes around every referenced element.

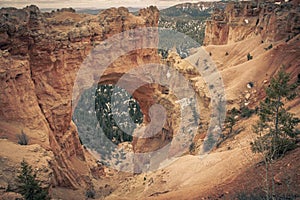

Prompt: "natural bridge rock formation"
[0,5,159,188]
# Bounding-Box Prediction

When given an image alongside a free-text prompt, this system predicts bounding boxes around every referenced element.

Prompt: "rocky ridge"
[0,5,159,189]
[0,1,299,199]
[204,0,300,45]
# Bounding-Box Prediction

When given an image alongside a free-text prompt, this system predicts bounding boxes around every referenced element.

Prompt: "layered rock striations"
[204,0,300,45]
[2,0,298,195]
[0,5,159,188]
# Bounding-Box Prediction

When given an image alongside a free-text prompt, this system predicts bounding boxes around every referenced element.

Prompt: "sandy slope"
[0,139,54,196]
[206,35,300,109]
[104,117,259,200]
[2,35,296,200]
[103,34,300,200]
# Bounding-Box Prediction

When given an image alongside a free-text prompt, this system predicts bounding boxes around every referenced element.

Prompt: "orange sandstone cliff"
[0,1,299,199]
[204,0,300,45]
[0,5,159,189]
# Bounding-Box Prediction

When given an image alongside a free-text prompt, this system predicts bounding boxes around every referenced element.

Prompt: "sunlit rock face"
[204,0,300,45]
[0,5,160,188]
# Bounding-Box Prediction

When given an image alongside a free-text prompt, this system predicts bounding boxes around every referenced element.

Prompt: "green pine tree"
[251,68,299,160]
[17,160,49,200]
[225,108,238,135]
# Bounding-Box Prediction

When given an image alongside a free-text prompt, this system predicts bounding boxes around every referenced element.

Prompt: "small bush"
[225,52,229,56]
[85,188,95,199]
[189,142,195,153]
[17,160,49,200]
[17,131,29,145]
[247,53,253,61]
[158,49,168,59]
[259,137,297,160]
[264,44,273,50]
[229,107,239,116]
[240,106,255,118]
[225,108,238,135]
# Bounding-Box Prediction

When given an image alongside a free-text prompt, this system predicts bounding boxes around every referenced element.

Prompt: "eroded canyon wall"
[204,0,300,45]
[0,5,159,188]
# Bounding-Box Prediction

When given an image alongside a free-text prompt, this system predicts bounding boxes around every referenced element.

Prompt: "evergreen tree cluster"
[95,84,143,145]
[17,160,49,200]
[73,84,144,163]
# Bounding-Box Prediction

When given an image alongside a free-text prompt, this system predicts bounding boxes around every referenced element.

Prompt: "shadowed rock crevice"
[0,5,160,188]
